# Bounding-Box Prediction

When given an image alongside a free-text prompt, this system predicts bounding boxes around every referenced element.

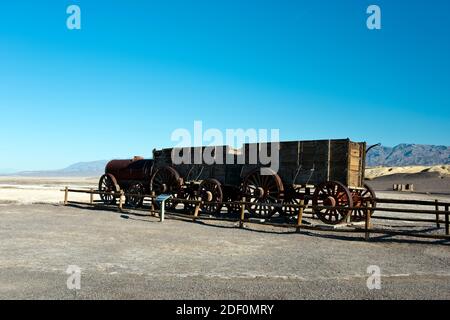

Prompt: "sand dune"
[366,165,450,180]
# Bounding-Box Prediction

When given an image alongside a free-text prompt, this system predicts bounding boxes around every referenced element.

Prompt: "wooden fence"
[61,187,450,241]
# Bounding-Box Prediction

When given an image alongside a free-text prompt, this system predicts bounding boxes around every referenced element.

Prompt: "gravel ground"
[0,203,449,300]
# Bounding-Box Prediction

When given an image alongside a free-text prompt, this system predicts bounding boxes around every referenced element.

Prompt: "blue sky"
[0,0,449,171]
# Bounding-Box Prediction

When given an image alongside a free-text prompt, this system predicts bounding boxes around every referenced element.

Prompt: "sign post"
[155,194,173,222]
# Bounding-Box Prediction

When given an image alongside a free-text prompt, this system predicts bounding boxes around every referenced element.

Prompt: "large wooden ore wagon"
[98,139,376,225]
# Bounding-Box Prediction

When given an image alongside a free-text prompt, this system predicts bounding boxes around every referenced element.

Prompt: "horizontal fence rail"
[376,198,450,207]
[61,187,450,241]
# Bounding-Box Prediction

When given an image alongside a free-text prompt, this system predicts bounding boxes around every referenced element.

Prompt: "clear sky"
[0,0,449,171]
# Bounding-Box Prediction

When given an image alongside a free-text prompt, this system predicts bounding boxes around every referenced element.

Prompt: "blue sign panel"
[155,194,172,204]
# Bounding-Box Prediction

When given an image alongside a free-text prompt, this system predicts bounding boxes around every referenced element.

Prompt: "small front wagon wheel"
[126,183,145,208]
[351,184,377,222]
[98,174,120,205]
[200,179,223,215]
[281,185,305,217]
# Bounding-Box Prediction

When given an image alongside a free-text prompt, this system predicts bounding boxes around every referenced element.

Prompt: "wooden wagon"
[98,139,376,225]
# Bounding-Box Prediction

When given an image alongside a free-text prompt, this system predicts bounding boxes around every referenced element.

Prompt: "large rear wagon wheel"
[98,174,120,205]
[150,166,182,210]
[312,181,353,225]
[242,168,284,219]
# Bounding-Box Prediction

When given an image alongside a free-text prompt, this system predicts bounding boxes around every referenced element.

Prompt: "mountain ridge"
[366,143,450,167]
[4,160,109,177]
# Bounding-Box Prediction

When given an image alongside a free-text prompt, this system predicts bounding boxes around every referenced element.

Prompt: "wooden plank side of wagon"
[294,140,329,186]
[347,142,366,188]
[224,164,244,186]
[219,145,245,185]
[278,141,300,184]
[329,139,350,186]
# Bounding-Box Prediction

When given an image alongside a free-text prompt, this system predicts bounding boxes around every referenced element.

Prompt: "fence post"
[192,201,201,221]
[435,199,440,228]
[239,198,246,228]
[150,195,156,217]
[64,187,68,205]
[90,188,94,205]
[296,200,305,233]
[118,190,124,211]
[445,205,449,236]
[365,202,372,241]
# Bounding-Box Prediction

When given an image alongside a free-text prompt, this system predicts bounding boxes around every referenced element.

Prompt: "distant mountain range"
[367,144,450,167]
[1,143,449,177]
[4,160,108,177]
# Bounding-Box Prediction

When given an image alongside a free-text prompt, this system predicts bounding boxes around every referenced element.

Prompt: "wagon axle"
[324,196,337,207]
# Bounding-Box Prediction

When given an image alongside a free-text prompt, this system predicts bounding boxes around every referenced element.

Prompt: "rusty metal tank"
[104,156,154,190]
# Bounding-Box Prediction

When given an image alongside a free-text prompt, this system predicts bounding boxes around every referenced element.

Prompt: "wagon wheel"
[150,166,182,210]
[98,174,120,205]
[281,185,305,217]
[351,184,377,222]
[126,182,145,208]
[166,191,182,210]
[312,181,353,225]
[179,183,201,214]
[242,168,284,218]
[224,187,242,214]
[225,200,241,214]
[200,179,223,215]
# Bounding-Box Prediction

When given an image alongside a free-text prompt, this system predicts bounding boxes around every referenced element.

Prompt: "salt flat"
[0,176,97,205]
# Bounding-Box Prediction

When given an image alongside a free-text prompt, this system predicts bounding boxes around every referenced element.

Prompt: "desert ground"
[0,170,449,300]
